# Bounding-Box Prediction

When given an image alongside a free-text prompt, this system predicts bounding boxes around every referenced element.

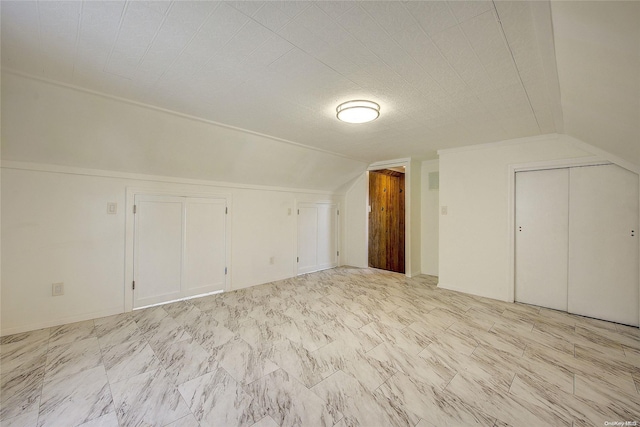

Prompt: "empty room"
[1,1,639,426]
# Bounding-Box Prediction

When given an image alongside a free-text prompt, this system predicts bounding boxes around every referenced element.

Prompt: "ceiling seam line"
[71,0,85,81]
[210,1,317,66]
[226,1,295,61]
[491,1,542,133]
[131,1,176,75]
[450,7,514,138]
[275,5,366,89]
[150,2,222,87]
[35,0,43,74]
[229,3,368,96]
[397,2,483,134]
[102,0,129,73]
[257,4,320,71]
[357,3,463,133]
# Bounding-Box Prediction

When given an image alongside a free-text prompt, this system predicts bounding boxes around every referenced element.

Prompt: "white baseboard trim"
[437,282,510,303]
[406,269,422,278]
[0,306,124,337]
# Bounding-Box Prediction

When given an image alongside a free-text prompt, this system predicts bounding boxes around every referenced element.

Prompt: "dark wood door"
[368,169,405,273]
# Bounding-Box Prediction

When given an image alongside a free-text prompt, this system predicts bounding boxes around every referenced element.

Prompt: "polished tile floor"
[1,267,639,427]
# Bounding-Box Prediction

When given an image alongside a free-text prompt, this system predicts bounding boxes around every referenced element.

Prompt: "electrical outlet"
[52,282,64,296]
[441,206,448,215]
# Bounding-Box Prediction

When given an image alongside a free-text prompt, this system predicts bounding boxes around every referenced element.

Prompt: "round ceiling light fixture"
[336,100,380,124]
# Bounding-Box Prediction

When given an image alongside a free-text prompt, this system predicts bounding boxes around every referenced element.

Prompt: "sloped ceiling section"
[1,73,367,191]
[1,1,562,162]
[552,1,640,166]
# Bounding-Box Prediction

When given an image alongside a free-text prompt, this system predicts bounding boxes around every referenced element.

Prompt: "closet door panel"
[297,202,339,275]
[568,165,639,326]
[515,169,569,311]
[184,198,227,295]
[297,206,318,275]
[134,195,184,308]
[317,204,337,269]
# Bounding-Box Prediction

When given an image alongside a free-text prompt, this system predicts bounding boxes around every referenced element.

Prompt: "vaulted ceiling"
[1,1,637,164]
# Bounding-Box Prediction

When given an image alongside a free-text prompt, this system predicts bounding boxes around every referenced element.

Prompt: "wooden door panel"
[369,170,405,273]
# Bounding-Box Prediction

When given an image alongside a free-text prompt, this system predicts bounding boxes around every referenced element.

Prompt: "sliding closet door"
[515,169,569,311]
[568,165,639,325]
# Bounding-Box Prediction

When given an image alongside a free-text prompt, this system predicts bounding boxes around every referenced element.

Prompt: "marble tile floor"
[1,267,639,427]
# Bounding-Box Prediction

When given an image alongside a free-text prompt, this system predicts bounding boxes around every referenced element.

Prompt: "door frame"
[367,159,412,276]
[125,187,232,312]
[506,156,609,304]
[294,199,340,275]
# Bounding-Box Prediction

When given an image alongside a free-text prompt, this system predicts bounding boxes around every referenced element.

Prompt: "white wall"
[438,134,593,301]
[421,160,439,276]
[408,160,422,277]
[344,173,368,268]
[1,165,343,335]
[1,72,367,192]
[0,70,363,335]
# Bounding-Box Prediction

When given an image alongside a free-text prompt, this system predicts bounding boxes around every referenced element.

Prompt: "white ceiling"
[1,0,568,163]
[551,1,640,166]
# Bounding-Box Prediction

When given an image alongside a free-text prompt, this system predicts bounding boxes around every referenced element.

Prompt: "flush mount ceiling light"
[336,100,380,124]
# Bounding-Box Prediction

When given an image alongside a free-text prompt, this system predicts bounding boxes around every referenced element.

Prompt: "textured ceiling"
[1,1,563,162]
[551,1,640,166]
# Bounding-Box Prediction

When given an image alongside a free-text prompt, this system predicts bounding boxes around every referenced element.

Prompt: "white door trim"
[125,186,232,312]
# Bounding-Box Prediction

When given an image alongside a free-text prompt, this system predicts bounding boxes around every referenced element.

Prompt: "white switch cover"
[107,202,117,214]
[52,282,64,296]
[441,206,448,215]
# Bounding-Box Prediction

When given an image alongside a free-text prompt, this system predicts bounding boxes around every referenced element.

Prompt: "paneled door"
[134,195,227,308]
[515,169,569,311]
[568,165,639,325]
[184,198,227,296]
[297,202,339,275]
[134,195,184,308]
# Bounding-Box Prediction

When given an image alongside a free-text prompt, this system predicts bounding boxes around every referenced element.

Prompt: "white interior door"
[134,194,228,309]
[134,195,184,308]
[297,205,318,275]
[297,203,339,275]
[317,204,338,270]
[515,169,570,311]
[568,165,639,326]
[184,198,227,295]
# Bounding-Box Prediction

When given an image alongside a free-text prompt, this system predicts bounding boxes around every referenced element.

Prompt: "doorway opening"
[368,168,405,273]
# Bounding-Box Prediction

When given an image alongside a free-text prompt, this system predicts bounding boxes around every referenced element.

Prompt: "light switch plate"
[52,282,64,296]
[107,202,117,214]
